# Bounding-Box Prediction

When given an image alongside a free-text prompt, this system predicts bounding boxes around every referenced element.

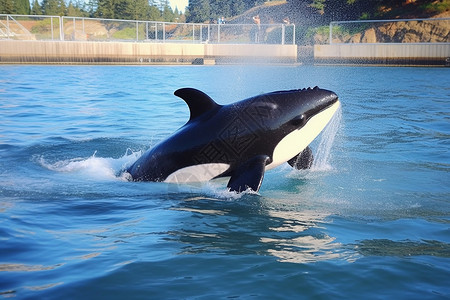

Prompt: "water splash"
[37,149,141,181]
[311,105,343,171]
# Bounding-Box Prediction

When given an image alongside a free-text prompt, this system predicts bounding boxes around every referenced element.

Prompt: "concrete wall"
[0,40,298,64]
[314,43,450,66]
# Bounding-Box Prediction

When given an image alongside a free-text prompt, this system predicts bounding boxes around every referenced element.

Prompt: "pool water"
[0,65,449,299]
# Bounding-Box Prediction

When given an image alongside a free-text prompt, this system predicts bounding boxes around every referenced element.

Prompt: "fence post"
[50,17,54,40]
[73,17,76,41]
[208,24,210,42]
[218,24,221,43]
[281,24,285,45]
[329,22,333,44]
[163,22,166,43]
[6,15,10,39]
[292,24,295,45]
[60,16,64,41]
[145,21,148,41]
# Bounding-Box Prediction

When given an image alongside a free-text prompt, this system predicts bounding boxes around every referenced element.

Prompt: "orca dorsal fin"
[174,88,221,122]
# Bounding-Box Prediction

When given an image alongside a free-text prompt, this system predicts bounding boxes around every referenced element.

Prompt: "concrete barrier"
[0,40,297,64]
[314,43,450,66]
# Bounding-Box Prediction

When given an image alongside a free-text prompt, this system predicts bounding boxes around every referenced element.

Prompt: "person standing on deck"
[252,15,261,43]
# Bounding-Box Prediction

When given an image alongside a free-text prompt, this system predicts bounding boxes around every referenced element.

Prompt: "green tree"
[148,5,162,20]
[186,0,210,22]
[14,0,31,14]
[42,0,66,15]
[66,1,86,16]
[85,0,97,17]
[231,0,245,16]
[125,0,150,20]
[310,0,326,13]
[161,0,176,21]
[96,0,115,18]
[31,0,43,14]
[114,0,129,19]
[0,0,15,14]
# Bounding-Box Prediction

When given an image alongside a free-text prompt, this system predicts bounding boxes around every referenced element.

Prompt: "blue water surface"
[0,65,449,299]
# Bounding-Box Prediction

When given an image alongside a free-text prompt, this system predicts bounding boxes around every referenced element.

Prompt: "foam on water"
[37,149,142,181]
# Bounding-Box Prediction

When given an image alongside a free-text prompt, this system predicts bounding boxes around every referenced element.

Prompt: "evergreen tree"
[31,0,43,14]
[231,0,245,16]
[186,0,210,23]
[42,0,66,15]
[126,0,150,20]
[66,1,85,16]
[14,0,31,14]
[85,0,97,17]
[148,4,162,20]
[161,0,175,22]
[209,0,231,20]
[96,0,115,18]
[58,0,67,15]
[114,0,129,19]
[0,0,15,14]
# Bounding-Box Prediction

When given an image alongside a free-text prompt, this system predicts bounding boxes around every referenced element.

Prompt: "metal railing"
[0,14,61,40]
[329,17,450,44]
[0,14,296,45]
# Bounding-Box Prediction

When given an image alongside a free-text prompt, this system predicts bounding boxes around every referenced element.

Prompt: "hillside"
[229,0,450,24]
[227,0,449,45]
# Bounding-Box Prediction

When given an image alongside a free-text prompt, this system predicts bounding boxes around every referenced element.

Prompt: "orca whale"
[127,87,340,193]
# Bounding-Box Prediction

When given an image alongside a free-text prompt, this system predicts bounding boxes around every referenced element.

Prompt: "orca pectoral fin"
[227,155,270,193]
[288,146,314,170]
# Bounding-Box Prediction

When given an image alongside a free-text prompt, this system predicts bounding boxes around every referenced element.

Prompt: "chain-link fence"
[328,18,449,44]
[0,14,61,40]
[0,14,296,45]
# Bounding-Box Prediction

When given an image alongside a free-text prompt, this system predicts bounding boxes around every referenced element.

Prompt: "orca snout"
[300,88,339,120]
[319,88,339,106]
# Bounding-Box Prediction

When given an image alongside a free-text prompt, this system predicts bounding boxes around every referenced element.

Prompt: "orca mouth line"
[304,99,340,130]
[304,97,340,125]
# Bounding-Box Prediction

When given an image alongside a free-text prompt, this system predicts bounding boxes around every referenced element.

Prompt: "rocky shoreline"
[328,14,449,44]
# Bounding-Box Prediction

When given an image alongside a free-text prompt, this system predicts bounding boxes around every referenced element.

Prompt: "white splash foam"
[37,149,141,181]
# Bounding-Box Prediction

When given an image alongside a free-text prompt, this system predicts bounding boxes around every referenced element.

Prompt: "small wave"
[207,184,259,200]
[164,179,251,200]
[36,149,141,181]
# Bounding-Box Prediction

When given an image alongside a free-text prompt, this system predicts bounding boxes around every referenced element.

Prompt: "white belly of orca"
[165,163,230,183]
[268,100,341,170]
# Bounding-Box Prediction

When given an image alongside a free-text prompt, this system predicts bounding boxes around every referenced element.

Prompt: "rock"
[349,18,449,43]
[361,28,377,43]
[350,33,362,43]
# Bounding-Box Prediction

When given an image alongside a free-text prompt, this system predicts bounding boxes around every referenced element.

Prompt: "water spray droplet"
[311,105,343,171]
